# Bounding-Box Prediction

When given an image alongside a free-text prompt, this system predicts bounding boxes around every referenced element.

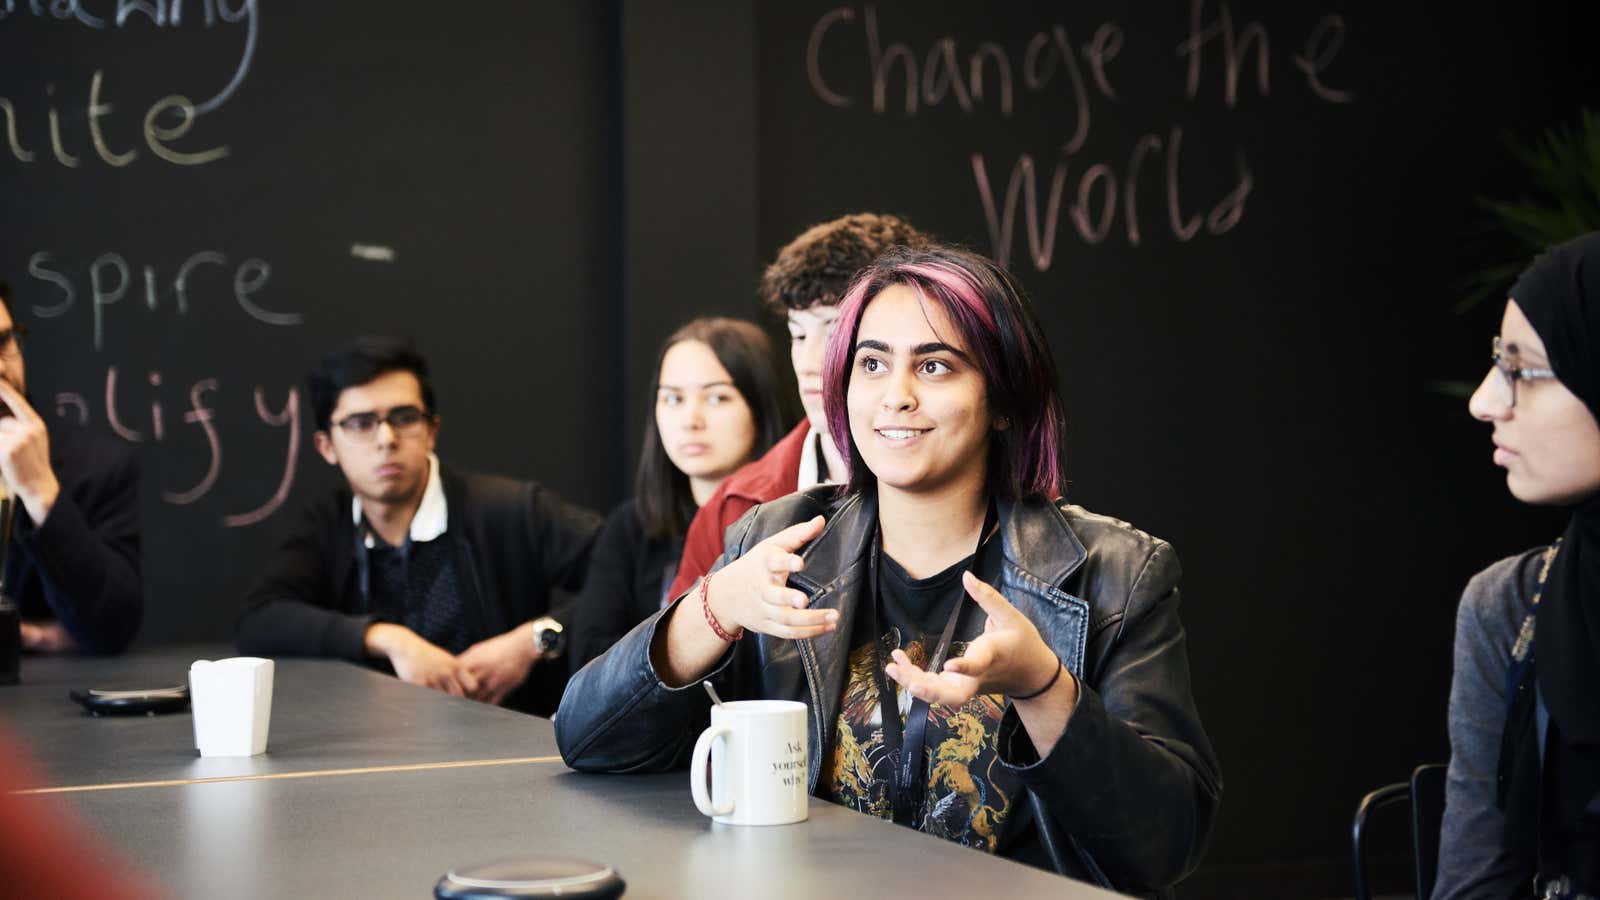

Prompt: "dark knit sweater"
[235,462,600,715]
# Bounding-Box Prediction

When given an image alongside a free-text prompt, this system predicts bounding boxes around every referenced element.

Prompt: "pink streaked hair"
[821,245,1068,501]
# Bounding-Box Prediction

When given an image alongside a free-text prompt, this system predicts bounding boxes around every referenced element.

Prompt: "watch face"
[535,622,565,657]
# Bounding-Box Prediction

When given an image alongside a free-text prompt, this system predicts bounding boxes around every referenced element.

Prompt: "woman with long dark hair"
[1436,233,1600,899]
[566,317,791,671]
[557,246,1219,896]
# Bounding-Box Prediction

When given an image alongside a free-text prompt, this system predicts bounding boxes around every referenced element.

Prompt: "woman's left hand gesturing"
[885,571,1070,708]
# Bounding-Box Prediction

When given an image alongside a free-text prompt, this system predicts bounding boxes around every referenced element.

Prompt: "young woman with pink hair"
[557,245,1219,896]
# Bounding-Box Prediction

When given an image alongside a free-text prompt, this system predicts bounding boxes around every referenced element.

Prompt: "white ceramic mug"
[189,657,274,757]
[690,700,809,826]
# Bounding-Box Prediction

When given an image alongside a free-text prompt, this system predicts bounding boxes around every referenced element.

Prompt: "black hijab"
[1498,230,1600,888]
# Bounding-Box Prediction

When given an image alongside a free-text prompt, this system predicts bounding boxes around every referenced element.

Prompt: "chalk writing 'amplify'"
[55,369,300,527]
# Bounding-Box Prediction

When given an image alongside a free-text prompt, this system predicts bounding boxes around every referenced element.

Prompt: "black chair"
[1352,763,1448,900]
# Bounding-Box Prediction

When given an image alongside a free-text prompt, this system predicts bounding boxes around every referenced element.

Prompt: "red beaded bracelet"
[699,573,743,642]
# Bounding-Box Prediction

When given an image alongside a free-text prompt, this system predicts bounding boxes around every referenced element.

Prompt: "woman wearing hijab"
[1436,231,1600,899]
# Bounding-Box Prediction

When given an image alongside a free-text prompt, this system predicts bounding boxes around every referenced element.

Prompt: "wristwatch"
[531,616,565,660]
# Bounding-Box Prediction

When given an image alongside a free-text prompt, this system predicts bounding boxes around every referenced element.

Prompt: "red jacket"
[0,728,155,899]
[666,422,811,599]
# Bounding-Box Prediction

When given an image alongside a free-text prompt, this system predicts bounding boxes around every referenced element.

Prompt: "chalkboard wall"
[4,0,1597,895]
[0,0,619,644]
[750,0,1591,893]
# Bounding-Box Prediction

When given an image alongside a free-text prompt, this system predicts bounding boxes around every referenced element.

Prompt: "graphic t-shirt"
[819,550,1023,853]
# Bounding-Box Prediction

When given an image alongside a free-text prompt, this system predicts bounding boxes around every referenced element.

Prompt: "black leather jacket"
[556,487,1220,895]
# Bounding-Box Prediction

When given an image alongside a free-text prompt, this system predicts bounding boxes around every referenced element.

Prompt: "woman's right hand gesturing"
[704,515,836,640]
[654,515,835,687]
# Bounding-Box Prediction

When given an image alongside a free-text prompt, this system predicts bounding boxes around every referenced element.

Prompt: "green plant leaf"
[1464,109,1600,315]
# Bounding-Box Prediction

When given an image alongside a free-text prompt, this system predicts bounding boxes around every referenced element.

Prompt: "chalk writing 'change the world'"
[804,1,1354,270]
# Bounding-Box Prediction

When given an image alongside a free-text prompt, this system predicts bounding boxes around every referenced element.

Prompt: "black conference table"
[2,646,1124,899]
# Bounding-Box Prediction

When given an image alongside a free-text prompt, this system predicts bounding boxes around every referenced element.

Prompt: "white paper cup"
[189,657,274,757]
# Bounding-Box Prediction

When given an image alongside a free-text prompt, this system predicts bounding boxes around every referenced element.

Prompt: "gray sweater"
[1434,547,1553,900]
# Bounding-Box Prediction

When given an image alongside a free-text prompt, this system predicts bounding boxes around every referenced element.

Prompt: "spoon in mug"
[703,681,724,707]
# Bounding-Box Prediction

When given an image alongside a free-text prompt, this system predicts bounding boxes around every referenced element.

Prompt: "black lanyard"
[356,519,414,621]
[864,504,998,828]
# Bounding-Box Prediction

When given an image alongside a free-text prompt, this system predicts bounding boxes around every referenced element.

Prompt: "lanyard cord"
[864,503,999,828]
[356,519,413,618]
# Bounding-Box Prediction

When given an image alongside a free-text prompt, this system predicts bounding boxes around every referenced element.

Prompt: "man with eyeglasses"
[236,337,601,714]
[0,280,142,655]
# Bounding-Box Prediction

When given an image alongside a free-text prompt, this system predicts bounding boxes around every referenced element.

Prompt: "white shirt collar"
[797,425,839,490]
[353,453,448,547]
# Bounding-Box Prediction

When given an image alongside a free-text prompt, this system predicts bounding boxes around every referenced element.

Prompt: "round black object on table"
[435,858,625,899]
[69,686,191,716]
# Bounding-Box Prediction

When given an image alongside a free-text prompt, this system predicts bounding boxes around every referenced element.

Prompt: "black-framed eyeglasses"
[1488,336,1556,409]
[333,405,434,441]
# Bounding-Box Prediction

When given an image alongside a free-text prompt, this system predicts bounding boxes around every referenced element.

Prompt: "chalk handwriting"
[807,7,855,107]
[57,366,300,527]
[972,126,1254,270]
[29,237,306,528]
[803,4,1349,271]
[27,249,303,350]
[0,0,258,116]
[55,392,89,424]
[1178,0,1353,107]
[162,377,218,504]
[1293,15,1354,104]
[1177,0,1270,109]
[222,386,298,527]
[808,5,1117,154]
[0,70,231,168]
[104,364,141,441]
[0,0,258,169]
[349,244,397,263]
